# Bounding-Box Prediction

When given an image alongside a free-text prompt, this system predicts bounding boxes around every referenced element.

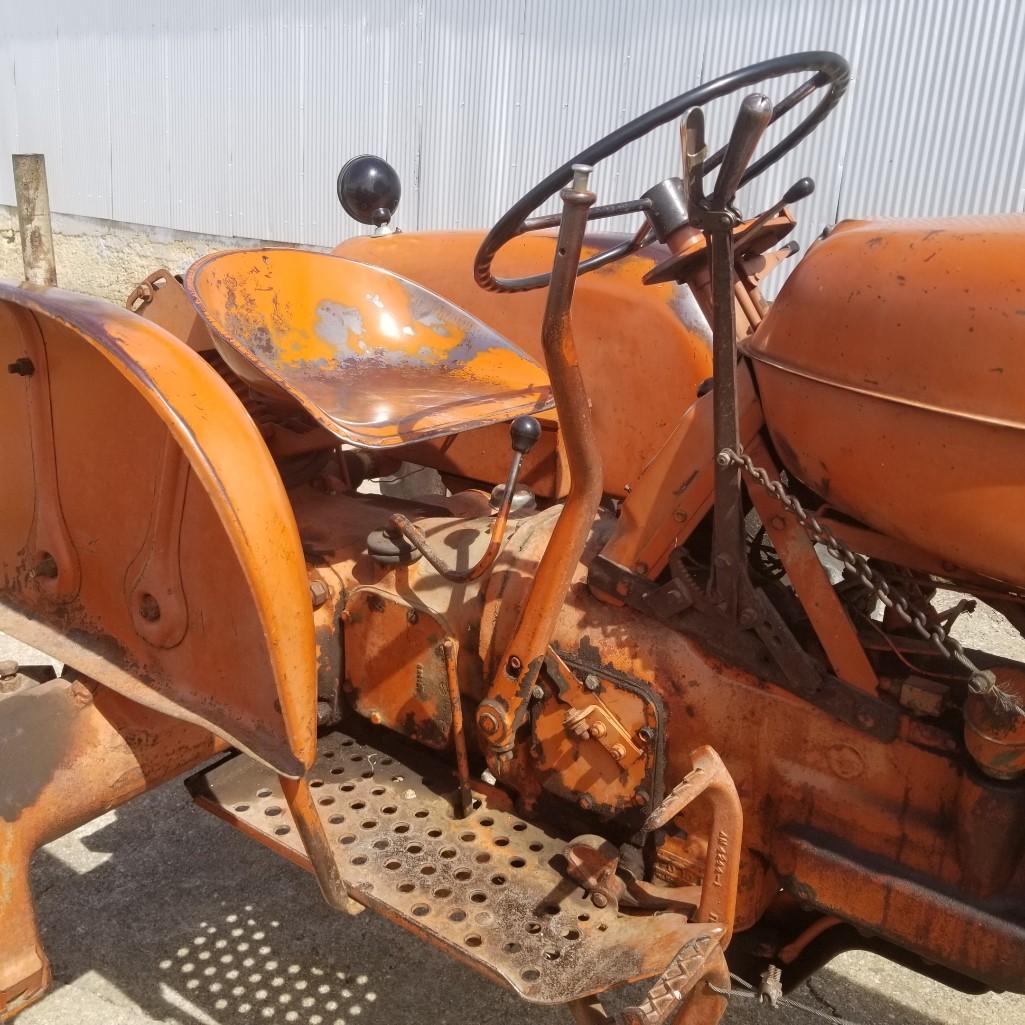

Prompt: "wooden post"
[12,154,57,286]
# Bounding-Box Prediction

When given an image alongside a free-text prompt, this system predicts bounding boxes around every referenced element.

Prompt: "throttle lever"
[681,107,708,216]
[734,176,815,250]
[710,93,773,210]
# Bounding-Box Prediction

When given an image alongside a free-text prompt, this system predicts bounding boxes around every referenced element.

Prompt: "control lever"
[734,176,815,250]
[710,93,773,210]
[681,107,708,216]
[386,415,541,582]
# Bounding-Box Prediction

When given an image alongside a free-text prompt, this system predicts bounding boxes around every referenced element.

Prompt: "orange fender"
[0,281,315,775]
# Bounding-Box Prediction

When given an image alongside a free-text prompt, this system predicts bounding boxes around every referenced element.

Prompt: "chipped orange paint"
[185,248,553,448]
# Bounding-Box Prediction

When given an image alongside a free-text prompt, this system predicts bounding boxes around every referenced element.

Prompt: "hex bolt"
[584,674,601,693]
[309,579,329,609]
[637,726,656,744]
[478,710,501,736]
[588,722,607,740]
[610,744,626,761]
[7,357,34,376]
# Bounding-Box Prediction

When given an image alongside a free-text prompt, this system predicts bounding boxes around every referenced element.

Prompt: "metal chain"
[717,446,1025,720]
[707,972,869,1025]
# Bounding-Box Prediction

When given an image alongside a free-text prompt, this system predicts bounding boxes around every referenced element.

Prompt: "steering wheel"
[473,51,849,294]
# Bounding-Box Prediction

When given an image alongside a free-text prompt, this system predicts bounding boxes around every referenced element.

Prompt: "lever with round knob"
[380,415,542,581]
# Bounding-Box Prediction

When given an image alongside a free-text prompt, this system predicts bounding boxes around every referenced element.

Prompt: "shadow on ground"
[20,772,1019,1025]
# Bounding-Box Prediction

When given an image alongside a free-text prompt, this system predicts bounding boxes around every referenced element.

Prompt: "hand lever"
[710,93,773,210]
[734,177,815,250]
[681,107,708,216]
[387,415,541,582]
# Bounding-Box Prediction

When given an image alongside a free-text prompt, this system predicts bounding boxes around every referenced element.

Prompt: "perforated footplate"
[188,726,699,1004]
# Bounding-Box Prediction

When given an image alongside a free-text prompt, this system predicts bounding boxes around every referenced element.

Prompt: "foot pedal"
[187,727,703,1004]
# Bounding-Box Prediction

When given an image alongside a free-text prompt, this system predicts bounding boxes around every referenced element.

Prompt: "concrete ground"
[3,619,1024,1025]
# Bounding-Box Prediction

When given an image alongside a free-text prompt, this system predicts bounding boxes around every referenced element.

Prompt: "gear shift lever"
[384,416,542,582]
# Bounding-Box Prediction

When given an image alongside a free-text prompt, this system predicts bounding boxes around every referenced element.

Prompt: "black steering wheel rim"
[473,50,850,294]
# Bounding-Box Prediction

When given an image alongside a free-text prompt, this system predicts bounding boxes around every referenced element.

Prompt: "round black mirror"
[336,155,401,230]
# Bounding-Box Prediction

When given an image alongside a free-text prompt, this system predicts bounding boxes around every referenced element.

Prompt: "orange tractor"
[2,51,1024,1024]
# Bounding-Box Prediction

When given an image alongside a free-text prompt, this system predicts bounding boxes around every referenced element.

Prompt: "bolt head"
[588,722,607,740]
[738,607,759,628]
[531,685,545,701]
[0,659,18,679]
[634,790,650,807]
[578,795,594,811]
[478,710,501,736]
[309,579,329,609]
[584,674,601,693]
[610,744,626,761]
[591,891,609,909]
[637,726,656,744]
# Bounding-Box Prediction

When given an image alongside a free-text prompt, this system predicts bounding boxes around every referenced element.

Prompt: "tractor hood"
[745,215,1025,588]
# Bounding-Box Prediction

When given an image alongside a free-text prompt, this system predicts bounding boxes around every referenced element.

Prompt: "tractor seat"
[184,248,553,448]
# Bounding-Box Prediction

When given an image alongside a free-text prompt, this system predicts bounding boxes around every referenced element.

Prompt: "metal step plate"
[188,726,697,1004]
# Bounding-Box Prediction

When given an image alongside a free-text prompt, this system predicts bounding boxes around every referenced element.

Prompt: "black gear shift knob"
[509,415,542,454]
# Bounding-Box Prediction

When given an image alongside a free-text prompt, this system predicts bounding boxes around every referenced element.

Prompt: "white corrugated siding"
[2,0,1025,259]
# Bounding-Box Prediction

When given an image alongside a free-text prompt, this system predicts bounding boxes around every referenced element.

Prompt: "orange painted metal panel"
[745,215,1025,589]
[0,282,315,775]
[333,231,713,497]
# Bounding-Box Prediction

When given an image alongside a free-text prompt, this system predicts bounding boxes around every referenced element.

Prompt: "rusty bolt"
[309,579,329,609]
[138,593,162,622]
[610,744,626,761]
[406,607,419,624]
[584,674,601,693]
[531,685,545,701]
[614,578,632,598]
[770,515,787,531]
[578,795,594,812]
[339,609,351,624]
[634,790,650,807]
[738,606,759,628]
[673,510,688,523]
[637,726,656,744]
[478,709,502,736]
[369,710,383,725]
[507,655,522,676]
[588,722,607,740]
[316,700,333,726]
[591,891,610,909]
[857,709,876,729]
[8,357,35,376]
[0,659,18,679]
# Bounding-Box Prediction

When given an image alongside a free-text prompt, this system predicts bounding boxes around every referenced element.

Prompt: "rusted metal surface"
[189,725,705,1005]
[743,437,879,693]
[746,214,1025,589]
[185,249,553,449]
[333,230,712,498]
[477,174,606,766]
[0,676,223,1021]
[964,666,1025,779]
[0,281,315,775]
[126,268,217,352]
[11,155,56,287]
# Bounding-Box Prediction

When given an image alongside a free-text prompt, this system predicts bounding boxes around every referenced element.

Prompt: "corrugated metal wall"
[2,0,1025,259]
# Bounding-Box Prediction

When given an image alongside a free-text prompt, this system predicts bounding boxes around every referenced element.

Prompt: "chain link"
[718,446,1025,720]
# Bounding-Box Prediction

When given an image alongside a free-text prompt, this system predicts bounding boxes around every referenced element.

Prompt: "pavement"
[4,604,1025,1025]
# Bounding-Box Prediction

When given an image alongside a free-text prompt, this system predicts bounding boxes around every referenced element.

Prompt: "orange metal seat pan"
[185,249,553,448]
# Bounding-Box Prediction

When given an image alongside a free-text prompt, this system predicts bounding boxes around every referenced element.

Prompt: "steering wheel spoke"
[474,51,849,294]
